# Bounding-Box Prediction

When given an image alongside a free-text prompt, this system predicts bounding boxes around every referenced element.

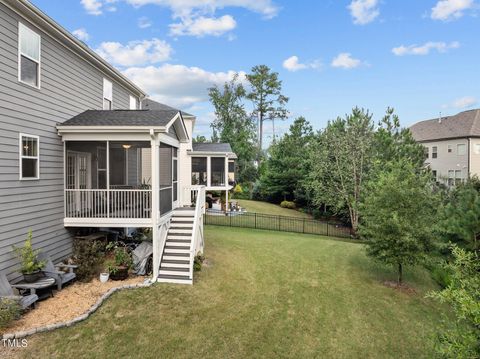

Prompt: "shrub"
[12,230,46,274]
[73,238,106,281]
[280,201,296,209]
[0,298,21,330]
[430,266,452,288]
[193,254,205,272]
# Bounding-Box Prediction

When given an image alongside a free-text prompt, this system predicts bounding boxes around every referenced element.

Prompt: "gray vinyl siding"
[0,3,137,281]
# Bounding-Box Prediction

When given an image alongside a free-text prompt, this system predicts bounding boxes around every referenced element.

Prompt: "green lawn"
[13,226,445,359]
[234,199,312,218]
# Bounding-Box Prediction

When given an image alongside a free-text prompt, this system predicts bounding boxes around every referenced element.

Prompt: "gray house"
[0,0,236,284]
[410,109,480,186]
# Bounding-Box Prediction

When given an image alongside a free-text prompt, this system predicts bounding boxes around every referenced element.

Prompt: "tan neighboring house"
[410,109,480,186]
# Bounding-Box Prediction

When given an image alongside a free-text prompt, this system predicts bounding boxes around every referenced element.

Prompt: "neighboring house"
[410,109,480,186]
[0,0,236,285]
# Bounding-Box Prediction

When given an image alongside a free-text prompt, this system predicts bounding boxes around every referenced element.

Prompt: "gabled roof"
[410,109,480,142]
[58,110,178,127]
[143,99,194,118]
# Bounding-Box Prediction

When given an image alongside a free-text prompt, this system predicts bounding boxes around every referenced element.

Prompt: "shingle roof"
[59,110,178,127]
[143,99,194,117]
[410,109,480,142]
[192,143,234,153]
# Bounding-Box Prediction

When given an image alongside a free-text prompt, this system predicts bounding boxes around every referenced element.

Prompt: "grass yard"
[11,226,445,359]
[234,199,312,218]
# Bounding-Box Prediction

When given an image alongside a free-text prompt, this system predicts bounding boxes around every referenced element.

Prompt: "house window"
[424,147,429,159]
[475,144,480,155]
[455,170,463,186]
[457,144,466,156]
[448,170,454,187]
[18,23,41,88]
[432,146,438,159]
[103,78,112,110]
[129,96,137,110]
[432,170,437,180]
[19,134,39,180]
[447,145,453,153]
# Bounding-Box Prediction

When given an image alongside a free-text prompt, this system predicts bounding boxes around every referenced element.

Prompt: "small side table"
[13,277,56,302]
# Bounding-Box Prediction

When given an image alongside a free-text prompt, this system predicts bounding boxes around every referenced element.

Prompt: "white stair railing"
[187,185,206,280]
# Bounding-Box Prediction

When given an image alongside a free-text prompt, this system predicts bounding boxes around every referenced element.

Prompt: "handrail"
[188,186,206,280]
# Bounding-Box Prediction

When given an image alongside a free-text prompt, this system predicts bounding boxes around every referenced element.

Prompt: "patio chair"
[0,273,38,309]
[38,253,77,290]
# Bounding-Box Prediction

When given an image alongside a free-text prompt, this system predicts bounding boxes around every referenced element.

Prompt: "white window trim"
[103,78,113,109]
[18,22,41,89]
[129,95,137,110]
[19,133,40,180]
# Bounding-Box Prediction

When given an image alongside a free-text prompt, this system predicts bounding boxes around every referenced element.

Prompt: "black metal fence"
[204,210,353,239]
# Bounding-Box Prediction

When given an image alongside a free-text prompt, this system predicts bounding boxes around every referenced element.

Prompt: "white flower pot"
[99,272,109,283]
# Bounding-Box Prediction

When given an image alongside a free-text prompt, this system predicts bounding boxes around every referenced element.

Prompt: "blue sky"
[31,0,480,140]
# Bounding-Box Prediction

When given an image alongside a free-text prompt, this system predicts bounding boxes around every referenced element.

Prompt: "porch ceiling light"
[122,144,132,149]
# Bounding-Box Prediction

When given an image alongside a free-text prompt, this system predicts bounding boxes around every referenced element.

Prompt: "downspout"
[149,128,160,283]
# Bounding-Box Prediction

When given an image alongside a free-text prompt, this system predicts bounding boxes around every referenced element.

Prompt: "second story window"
[432,146,438,159]
[103,78,113,110]
[457,144,466,156]
[475,144,480,155]
[424,147,429,159]
[18,23,41,88]
[447,144,453,153]
[129,95,137,110]
[19,134,40,180]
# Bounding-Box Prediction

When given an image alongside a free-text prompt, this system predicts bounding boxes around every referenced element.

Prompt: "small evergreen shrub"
[0,298,21,330]
[12,230,46,274]
[280,201,296,209]
[193,254,205,272]
[73,238,107,281]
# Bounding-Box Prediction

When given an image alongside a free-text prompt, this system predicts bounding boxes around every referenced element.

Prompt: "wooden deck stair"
[157,207,195,285]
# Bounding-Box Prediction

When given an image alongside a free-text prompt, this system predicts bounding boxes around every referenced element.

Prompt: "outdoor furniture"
[11,276,56,302]
[38,254,77,290]
[0,273,41,309]
[132,241,153,275]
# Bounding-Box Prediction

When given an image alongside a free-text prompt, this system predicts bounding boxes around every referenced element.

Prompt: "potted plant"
[12,230,46,283]
[105,242,133,281]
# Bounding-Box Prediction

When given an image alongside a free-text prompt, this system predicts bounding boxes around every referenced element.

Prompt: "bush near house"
[0,298,21,330]
[73,238,107,281]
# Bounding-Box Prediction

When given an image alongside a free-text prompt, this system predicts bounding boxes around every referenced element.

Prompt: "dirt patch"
[3,276,145,335]
[382,280,417,295]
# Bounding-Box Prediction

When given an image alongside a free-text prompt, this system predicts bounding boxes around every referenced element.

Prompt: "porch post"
[207,156,211,187]
[150,132,160,280]
[224,155,229,212]
[106,141,110,218]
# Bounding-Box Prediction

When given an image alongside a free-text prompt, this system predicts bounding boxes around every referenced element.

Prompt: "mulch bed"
[3,276,145,335]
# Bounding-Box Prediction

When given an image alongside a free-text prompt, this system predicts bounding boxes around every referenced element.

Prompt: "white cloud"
[348,0,380,25]
[125,0,279,19]
[452,96,477,108]
[123,64,246,107]
[96,38,173,66]
[81,0,117,14]
[72,28,90,41]
[392,41,460,56]
[431,0,474,21]
[282,55,321,72]
[138,16,153,29]
[170,15,236,37]
[331,53,362,69]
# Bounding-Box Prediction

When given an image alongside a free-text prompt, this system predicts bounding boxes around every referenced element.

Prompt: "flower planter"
[23,271,43,283]
[99,272,109,283]
[109,266,128,281]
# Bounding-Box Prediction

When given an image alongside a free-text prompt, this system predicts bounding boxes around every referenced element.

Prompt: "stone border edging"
[2,280,155,340]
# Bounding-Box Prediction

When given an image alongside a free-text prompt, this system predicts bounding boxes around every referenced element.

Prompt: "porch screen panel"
[159,144,173,215]
[211,157,225,186]
[192,157,207,185]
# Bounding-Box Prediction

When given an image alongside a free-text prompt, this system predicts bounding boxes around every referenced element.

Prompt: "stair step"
[161,262,190,268]
[167,235,191,241]
[166,239,190,244]
[160,267,189,273]
[164,248,190,254]
[163,254,189,260]
[169,223,194,228]
[171,218,194,223]
[157,274,192,285]
[169,228,193,234]
[162,259,190,265]
[169,232,192,236]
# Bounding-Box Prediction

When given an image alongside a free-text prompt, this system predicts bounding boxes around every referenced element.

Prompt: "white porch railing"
[65,189,152,219]
[186,185,206,279]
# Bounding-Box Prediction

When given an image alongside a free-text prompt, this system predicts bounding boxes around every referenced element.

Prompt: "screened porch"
[64,140,178,226]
